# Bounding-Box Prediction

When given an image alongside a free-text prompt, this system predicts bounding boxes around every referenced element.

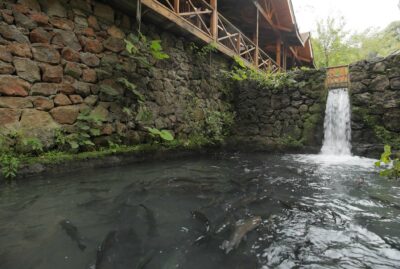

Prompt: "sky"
[292,0,400,34]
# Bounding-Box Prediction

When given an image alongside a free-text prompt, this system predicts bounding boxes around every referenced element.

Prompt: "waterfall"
[320,88,352,156]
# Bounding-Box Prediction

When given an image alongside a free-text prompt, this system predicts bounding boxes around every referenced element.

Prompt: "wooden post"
[174,0,179,13]
[236,32,241,54]
[276,38,281,68]
[283,45,287,70]
[210,0,218,40]
[254,8,259,67]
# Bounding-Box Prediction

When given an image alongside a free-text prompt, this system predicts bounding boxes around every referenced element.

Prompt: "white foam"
[290,154,377,169]
[321,88,352,155]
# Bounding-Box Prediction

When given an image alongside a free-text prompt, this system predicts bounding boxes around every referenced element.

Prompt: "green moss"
[16,136,219,170]
[276,135,304,149]
[302,114,322,145]
[21,143,162,165]
[354,106,400,148]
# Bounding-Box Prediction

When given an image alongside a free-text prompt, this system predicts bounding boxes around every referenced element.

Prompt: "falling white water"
[320,88,352,156]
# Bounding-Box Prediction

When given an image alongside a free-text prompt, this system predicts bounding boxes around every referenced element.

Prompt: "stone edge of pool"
[0,141,326,182]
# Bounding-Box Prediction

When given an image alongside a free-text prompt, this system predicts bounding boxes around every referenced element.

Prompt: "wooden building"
[122,0,315,72]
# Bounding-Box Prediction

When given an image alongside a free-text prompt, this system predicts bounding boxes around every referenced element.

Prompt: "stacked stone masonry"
[350,53,400,156]
[233,70,327,150]
[0,0,232,148]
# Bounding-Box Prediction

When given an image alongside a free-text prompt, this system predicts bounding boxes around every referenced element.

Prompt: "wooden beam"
[217,32,238,41]
[254,8,259,67]
[276,38,281,67]
[289,46,312,63]
[141,0,255,69]
[210,0,218,40]
[141,0,281,74]
[174,0,179,13]
[236,32,241,54]
[283,45,287,70]
[253,0,291,33]
[180,10,212,16]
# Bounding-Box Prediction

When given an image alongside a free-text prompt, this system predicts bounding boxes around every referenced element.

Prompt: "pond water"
[0,153,399,269]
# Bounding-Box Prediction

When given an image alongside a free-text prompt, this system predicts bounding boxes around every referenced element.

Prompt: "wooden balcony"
[141,0,282,73]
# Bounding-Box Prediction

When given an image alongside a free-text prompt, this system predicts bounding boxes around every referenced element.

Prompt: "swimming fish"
[191,210,212,245]
[96,228,142,269]
[59,219,87,251]
[139,204,158,237]
[221,216,262,254]
[191,210,210,232]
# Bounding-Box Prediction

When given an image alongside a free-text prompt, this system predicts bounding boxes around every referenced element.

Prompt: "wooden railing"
[326,65,349,89]
[141,0,281,73]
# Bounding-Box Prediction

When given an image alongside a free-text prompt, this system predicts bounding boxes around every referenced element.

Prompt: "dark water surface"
[0,153,399,269]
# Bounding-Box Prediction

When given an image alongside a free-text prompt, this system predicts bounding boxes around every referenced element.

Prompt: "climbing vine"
[124,32,169,66]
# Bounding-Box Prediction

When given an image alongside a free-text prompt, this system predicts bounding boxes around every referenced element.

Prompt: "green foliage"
[136,105,153,123]
[197,42,218,58]
[149,40,170,60]
[359,109,400,148]
[56,113,102,151]
[373,126,400,149]
[277,135,304,148]
[117,78,145,102]
[312,16,352,67]
[224,56,248,81]
[124,32,169,65]
[205,111,235,142]
[312,17,400,67]
[0,133,11,153]
[0,153,20,180]
[145,127,174,141]
[107,140,123,153]
[350,21,400,60]
[21,137,43,155]
[375,145,400,179]
[189,42,217,58]
[122,107,133,117]
[223,55,297,89]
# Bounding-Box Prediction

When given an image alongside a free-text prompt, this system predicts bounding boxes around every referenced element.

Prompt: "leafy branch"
[145,127,174,142]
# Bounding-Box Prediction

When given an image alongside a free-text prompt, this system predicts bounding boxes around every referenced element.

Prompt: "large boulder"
[0,75,31,96]
[0,108,59,148]
[13,57,41,82]
[52,29,82,51]
[0,24,29,43]
[0,108,21,128]
[19,109,59,147]
[390,77,400,90]
[0,97,33,108]
[94,3,114,22]
[32,44,60,64]
[383,110,400,132]
[42,0,67,18]
[369,75,390,91]
[50,105,80,124]
[0,61,15,74]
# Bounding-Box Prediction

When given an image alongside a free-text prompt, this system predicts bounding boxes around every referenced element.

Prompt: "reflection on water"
[0,153,399,269]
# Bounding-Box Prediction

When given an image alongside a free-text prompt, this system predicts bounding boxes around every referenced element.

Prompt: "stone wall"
[350,53,400,157]
[233,70,327,151]
[0,0,233,150]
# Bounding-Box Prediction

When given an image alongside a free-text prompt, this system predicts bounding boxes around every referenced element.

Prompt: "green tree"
[312,16,355,68]
[312,18,400,68]
[351,21,400,59]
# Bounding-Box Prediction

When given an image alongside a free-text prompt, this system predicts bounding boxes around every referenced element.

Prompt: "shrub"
[375,145,400,179]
